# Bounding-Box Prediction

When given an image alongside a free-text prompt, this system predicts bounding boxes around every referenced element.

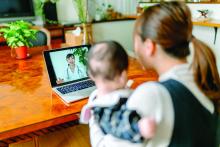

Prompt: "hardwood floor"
[9,124,90,147]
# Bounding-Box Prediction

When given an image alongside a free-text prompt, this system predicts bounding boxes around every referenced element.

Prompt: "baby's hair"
[88,41,128,80]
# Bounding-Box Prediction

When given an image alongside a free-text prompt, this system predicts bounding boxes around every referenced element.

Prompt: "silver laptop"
[43,45,96,104]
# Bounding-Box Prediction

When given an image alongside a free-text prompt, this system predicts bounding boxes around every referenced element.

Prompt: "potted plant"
[106,4,114,20]
[0,20,38,59]
[95,8,103,21]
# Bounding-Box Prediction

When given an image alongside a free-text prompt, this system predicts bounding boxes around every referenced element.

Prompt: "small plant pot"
[111,11,117,19]
[107,8,114,20]
[107,8,113,14]
[15,46,28,59]
[95,14,102,21]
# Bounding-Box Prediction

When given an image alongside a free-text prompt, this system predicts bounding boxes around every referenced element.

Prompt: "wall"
[90,0,137,16]
[139,3,220,20]
[188,4,220,72]
[139,2,220,73]
[92,20,136,56]
[193,26,215,46]
[215,29,220,72]
[55,2,220,72]
[187,4,220,20]
[56,2,220,23]
[54,2,220,24]
[56,0,79,24]
[56,0,137,24]
[193,26,220,73]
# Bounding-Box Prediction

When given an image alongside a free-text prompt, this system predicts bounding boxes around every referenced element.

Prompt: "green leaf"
[0,20,38,48]
[73,47,88,65]
[73,0,87,23]
[17,41,24,47]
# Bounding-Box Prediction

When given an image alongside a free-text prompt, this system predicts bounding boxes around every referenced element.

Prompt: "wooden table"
[0,45,158,143]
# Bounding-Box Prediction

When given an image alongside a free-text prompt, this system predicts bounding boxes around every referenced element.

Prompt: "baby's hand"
[138,117,156,139]
[80,107,92,124]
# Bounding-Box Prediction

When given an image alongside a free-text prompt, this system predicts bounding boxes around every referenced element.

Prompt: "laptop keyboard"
[57,80,95,94]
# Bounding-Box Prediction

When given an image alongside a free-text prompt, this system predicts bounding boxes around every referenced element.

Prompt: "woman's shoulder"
[127,81,171,118]
[132,81,168,96]
[129,81,170,103]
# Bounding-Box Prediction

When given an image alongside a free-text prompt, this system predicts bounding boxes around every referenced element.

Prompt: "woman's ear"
[143,39,156,57]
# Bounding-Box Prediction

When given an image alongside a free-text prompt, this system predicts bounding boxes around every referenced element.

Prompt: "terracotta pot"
[15,46,28,59]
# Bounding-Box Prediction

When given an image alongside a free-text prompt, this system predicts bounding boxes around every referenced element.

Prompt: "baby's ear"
[88,70,95,81]
[118,70,127,85]
[121,70,127,79]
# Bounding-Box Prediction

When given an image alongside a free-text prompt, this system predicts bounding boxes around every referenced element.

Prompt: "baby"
[80,41,155,143]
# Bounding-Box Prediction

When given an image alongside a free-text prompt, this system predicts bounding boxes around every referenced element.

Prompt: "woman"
[56,54,87,84]
[89,2,220,147]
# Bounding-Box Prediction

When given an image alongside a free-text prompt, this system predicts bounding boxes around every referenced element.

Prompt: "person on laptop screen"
[56,53,87,84]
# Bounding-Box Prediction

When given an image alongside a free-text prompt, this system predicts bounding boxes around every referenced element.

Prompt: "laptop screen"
[44,45,91,87]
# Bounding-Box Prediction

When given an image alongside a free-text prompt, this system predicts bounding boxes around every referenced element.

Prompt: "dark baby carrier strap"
[160,79,217,147]
[93,97,143,143]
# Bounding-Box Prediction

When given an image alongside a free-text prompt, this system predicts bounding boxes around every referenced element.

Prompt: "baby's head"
[88,41,128,89]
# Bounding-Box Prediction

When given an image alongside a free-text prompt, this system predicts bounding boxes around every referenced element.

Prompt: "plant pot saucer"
[16,53,31,60]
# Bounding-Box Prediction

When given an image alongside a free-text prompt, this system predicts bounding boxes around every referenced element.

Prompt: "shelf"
[139,1,220,4]
[123,15,220,28]
[193,19,220,28]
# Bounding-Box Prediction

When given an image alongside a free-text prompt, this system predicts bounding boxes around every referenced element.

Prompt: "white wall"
[92,20,136,56]
[187,4,220,20]
[193,26,220,73]
[56,2,220,24]
[214,28,220,72]
[56,0,138,24]
[139,3,220,20]
[139,3,220,73]
[193,26,215,47]
[92,0,138,15]
[56,2,220,72]
[56,0,79,24]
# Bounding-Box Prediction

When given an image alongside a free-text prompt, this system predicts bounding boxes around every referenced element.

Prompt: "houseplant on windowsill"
[0,20,38,59]
[73,0,92,45]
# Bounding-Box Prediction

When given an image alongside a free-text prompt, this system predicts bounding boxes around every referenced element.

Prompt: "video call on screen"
[49,47,89,83]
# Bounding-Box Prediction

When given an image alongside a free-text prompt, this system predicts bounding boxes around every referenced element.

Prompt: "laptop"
[43,45,96,104]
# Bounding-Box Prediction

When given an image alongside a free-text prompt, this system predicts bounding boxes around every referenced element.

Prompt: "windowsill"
[139,2,220,4]
[92,15,136,23]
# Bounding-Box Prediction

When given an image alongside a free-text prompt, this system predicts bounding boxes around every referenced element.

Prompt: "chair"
[31,26,51,49]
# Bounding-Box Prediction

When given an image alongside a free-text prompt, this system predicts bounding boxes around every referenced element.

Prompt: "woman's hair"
[88,41,128,80]
[135,2,220,102]
[66,53,75,60]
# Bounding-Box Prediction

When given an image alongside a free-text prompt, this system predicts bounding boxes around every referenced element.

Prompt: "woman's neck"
[69,64,75,72]
[155,57,187,76]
